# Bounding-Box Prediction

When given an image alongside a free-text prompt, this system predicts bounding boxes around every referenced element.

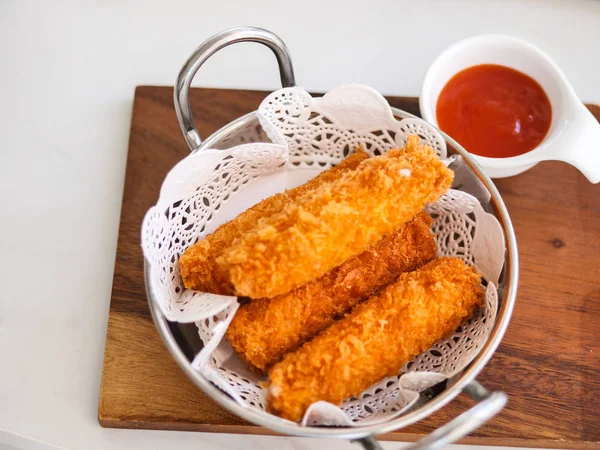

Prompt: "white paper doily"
[258,84,447,167]
[141,84,506,427]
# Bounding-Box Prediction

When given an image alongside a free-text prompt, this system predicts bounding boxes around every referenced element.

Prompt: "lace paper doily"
[141,84,505,427]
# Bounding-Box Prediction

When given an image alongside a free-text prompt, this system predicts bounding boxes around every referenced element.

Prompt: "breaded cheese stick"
[266,257,484,422]
[227,212,436,374]
[179,150,370,294]
[220,137,454,298]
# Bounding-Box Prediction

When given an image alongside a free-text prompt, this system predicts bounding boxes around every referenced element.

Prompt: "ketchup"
[436,64,552,158]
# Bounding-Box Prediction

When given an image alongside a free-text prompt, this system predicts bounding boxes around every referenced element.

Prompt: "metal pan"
[145,27,518,450]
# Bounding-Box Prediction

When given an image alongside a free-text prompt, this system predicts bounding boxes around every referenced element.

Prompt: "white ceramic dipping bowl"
[420,34,600,183]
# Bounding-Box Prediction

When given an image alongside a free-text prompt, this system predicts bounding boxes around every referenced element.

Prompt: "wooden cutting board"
[98,86,600,449]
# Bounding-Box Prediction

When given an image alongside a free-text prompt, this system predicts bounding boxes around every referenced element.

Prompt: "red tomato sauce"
[436,64,552,158]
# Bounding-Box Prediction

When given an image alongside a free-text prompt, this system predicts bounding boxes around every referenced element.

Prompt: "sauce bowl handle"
[174,27,296,152]
[548,104,600,184]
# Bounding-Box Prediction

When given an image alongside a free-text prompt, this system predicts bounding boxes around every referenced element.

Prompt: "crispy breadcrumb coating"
[227,212,436,374]
[221,137,453,298]
[179,150,370,294]
[266,257,484,422]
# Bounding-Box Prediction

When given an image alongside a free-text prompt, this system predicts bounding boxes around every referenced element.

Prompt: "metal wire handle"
[174,27,296,151]
[354,381,507,450]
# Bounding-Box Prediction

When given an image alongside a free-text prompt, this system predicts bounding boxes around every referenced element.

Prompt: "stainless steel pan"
[145,27,518,450]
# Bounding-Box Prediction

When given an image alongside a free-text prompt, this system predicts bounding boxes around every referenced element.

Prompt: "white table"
[1,1,598,449]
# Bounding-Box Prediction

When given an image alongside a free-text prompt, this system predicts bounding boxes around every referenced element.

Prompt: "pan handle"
[174,27,296,152]
[355,380,507,450]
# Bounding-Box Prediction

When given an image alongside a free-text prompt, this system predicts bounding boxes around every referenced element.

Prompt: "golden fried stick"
[266,257,484,422]
[220,137,454,298]
[227,212,436,374]
[179,150,370,294]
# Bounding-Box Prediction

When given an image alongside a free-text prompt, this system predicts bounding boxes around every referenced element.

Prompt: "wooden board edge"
[97,88,143,423]
[377,434,600,449]
[586,103,600,114]
[98,417,599,449]
[130,85,600,113]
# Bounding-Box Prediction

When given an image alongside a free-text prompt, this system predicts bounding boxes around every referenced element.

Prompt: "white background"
[0,0,599,449]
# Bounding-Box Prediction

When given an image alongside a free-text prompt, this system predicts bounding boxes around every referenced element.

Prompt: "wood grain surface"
[98,86,600,448]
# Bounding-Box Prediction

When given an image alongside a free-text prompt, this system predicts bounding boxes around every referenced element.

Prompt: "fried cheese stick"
[179,150,370,294]
[227,212,436,374]
[220,137,454,298]
[266,257,484,422]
